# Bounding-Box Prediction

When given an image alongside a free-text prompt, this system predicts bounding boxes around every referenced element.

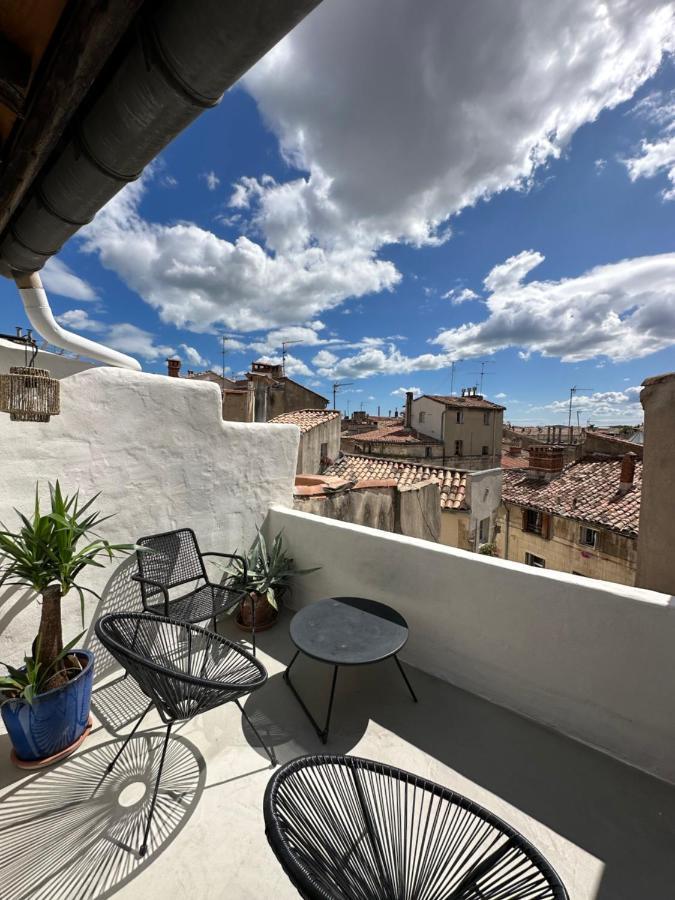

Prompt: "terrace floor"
[1,608,673,899]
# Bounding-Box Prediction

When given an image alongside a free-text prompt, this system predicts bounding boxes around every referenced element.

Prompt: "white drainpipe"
[14,271,141,371]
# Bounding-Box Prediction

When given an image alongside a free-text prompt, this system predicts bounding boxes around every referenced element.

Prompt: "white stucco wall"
[412,396,444,439]
[0,368,298,681]
[267,505,675,784]
[0,338,96,378]
[466,467,502,546]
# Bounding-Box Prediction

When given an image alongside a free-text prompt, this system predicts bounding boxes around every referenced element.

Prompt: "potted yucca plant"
[225,529,319,631]
[0,482,132,766]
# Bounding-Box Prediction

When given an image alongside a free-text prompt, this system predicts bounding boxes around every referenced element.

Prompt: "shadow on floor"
[90,674,154,735]
[243,608,675,900]
[0,732,205,900]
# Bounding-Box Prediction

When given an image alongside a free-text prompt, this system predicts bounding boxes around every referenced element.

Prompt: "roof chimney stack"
[167,358,181,377]
[528,445,565,482]
[404,391,413,428]
[619,452,637,493]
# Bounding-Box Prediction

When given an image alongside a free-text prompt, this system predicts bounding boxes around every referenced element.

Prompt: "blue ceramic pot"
[1,649,94,762]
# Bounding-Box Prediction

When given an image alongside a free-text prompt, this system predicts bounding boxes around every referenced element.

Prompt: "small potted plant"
[0,482,131,767]
[225,529,318,631]
[478,541,498,557]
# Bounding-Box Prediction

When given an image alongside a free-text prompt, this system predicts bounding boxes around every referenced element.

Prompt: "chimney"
[527,445,564,481]
[404,391,413,428]
[619,452,636,493]
[167,358,181,377]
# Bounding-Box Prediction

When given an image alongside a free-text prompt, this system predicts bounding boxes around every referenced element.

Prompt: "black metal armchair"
[132,527,256,653]
[95,612,276,857]
[264,755,568,900]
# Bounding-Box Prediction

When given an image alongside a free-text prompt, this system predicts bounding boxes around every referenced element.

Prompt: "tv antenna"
[281,339,302,375]
[470,360,495,394]
[568,386,593,434]
[332,381,354,410]
[449,360,462,396]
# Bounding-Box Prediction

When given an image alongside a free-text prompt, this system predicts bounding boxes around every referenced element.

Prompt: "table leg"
[394,655,418,703]
[284,652,339,744]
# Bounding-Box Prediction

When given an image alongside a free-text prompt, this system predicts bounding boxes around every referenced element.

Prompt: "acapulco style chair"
[95,612,276,856]
[264,754,568,900]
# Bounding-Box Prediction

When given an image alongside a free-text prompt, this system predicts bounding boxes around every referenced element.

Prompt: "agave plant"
[0,482,133,692]
[224,528,319,610]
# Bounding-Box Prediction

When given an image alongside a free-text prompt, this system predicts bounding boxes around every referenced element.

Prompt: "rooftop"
[341,422,443,445]
[269,408,340,433]
[423,394,506,411]
[502,457,642,536]
[325,453,468,509]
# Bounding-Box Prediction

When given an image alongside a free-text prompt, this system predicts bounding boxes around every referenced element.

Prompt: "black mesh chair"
[132,527,256,653]
[264,755,568,900]
[96,612,276,856]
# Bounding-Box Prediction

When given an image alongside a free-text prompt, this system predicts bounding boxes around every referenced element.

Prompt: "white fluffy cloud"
[56,308,104,331]
[79,1,674,335]
[314,343,451,380]
[42,258,97,301]
[201,171,220,191]
[442,288,479,304]
[432,250,675,362]
[624,88,675,199]
[179,344,209,367]
[242,0,674,248]
[546,387,643,423]
[391,386,422,398]
[80,174,399,332]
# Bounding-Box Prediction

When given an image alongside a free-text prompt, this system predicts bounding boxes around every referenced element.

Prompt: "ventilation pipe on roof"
[15,272,141,370]
[0,0,322,273]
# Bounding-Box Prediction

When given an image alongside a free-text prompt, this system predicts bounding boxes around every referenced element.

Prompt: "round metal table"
[283,597,417,743]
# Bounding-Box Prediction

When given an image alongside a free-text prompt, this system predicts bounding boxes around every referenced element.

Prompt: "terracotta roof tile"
[324,454,468,510]
[424,394,505,411]
[269,409,340,433]
[341,422,442,445]
[502,457,642,536]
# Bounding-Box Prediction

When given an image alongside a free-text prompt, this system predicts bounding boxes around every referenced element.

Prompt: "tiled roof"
[501,450,529,469]
[424,394,505,411]
[325,454,468,509]
[269,409,340,433]
[502,457,642,536]
[341,422,442,445]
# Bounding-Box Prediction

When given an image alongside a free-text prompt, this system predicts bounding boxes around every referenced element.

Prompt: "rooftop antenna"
[568,386,593,436]
[470,360,495,394]
[332,381,354,411]
[449,360,462,396]
[281,339,302,375]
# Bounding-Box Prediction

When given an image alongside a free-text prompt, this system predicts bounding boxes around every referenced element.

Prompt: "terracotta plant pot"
[236,591,279,632]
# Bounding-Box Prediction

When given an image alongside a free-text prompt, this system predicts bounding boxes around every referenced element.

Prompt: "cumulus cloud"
[442,288,479,304]
[495,392,507,400]
[42,258,97,301]
[243,0,674,248]
[624,88,675,199]
[314,343,451,380]
[179,344,209,367]
[201,171,221,191]
[546,387,643,423]
[432,250,675,362]
[79,1,674,334]
[391,386,422,398]
[55,307,174,362]
[56,308,104,331]
[256,353,313,378]
[80,173,399,332]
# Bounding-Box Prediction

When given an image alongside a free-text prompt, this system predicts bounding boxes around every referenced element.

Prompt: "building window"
[455,439,463,456]
[425,446,432,458]
[579,526,598,548]
[320,441,328,461]
[479,517,490,543]
[525,552,546,568]
[482,445,489,455]
[456,410,464,424]
[418,411,426,424]
[525,509,543,534]
[483,412,491,425]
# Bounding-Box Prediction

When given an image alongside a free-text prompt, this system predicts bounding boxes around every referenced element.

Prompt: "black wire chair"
[95,612,276,857]
[264,755,569,900]
[132,527,256,653]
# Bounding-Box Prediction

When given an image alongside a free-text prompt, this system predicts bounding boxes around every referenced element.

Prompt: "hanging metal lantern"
[0,335,60,423]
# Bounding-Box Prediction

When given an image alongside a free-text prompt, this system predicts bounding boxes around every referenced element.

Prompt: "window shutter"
[521,508,528,531]
[542,513,552,540]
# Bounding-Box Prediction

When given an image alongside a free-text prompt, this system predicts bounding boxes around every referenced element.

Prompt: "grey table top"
[289,596,409,666]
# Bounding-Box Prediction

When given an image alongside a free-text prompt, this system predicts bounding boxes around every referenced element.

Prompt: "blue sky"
[1,0,674,424]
